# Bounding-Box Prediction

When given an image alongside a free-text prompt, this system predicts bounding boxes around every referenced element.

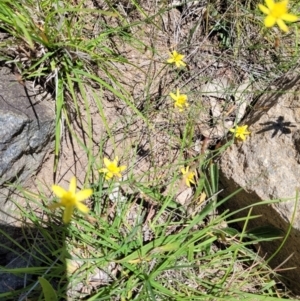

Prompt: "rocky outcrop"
[219,70,300,293]
[0,67,55,224]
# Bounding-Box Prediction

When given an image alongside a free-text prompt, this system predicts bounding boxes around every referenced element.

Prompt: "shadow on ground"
[0,218,68,300]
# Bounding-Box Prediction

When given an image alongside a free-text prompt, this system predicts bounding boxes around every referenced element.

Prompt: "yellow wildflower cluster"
[50,156,127,223]
[49,0,296,223]
[166,52,189,112]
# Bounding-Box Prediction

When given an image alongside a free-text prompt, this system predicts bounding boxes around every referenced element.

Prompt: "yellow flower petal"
[76,202,90,214]
[258,4,270,15]
[189,178,196,185]
[240,125,250,132]
[264,15,276,27]
[175,52,184,60]
[69,177,77,194]
[119,165,127,172]
[99,168,108,173]
[277,18,289,32]
[280,0,288,8]
[75,189,93,202]
[265,0,274,10]
[181,167,187,175]
[185,179,191,187]
[52,185,67,198]
[176,60,186,68]
[281,13,298,22]
[169,92,177,101]
[106,171,114,179]
[63,206,74,224]
[103,157,111,167]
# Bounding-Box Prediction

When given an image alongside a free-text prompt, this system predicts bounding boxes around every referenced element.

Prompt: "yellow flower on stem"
[167,51,186,68]
[229,125,251,141]
[258,0,298,32]
[99,156,127,180]
[181,166,196,187]
[170,89,188,112]
[49,177,93,224]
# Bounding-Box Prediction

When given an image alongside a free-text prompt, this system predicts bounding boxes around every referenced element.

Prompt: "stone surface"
[0,247,37,294]
[219,70,300,293]
[0,231,56,295]
[199,78,252,139]
[0,67,55,224]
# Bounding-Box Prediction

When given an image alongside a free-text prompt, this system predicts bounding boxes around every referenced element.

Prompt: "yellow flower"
[258,0,298,32]
[229,125,251,141]
[167,51,186,68]
[99,156,127,180]
[50,177,92,224]
[170,89,189,112]
[181,166,196,187]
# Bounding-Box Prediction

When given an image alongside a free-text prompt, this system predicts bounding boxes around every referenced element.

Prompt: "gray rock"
[0,249,35,294]
[219,70,300,293]
[0,67,55,224]
[0,235,53,295]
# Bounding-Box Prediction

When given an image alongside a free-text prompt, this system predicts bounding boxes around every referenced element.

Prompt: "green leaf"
[38,277,58,301]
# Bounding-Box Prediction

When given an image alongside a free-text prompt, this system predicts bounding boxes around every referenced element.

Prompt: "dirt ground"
[24,0,260,205]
